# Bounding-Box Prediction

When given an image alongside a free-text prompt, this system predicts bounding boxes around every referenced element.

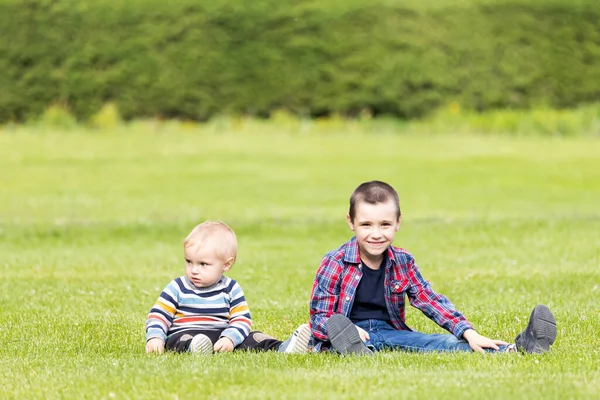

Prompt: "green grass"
[1,127,599,399]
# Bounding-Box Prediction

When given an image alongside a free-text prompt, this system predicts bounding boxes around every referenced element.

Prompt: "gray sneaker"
[189,334,213,355]
[279,324,311,353]
[326,314,373,355]
[515,305,557,354]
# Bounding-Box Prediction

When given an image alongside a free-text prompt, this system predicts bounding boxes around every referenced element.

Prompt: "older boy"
[146,221,310,355]
[309,181,557,354]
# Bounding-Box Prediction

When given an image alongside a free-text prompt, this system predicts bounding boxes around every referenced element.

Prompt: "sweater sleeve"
[145,281,179,342]
[220,281,252,346]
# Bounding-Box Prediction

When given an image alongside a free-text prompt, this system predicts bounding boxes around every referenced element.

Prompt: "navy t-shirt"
[349,260,390,322]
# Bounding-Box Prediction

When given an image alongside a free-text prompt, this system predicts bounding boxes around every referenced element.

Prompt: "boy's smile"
[347,199,401,268]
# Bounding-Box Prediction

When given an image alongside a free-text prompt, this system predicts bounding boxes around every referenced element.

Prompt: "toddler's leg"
[278,324,311,353]
[236,331,283,352]
[165,330,221,353]
[237,325,311,353]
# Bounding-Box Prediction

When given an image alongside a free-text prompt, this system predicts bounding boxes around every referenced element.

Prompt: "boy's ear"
[346,213,355,230]
[396,214,402,231]
[223,257,235,271]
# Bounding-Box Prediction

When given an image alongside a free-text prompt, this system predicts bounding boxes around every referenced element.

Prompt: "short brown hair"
[184,221,238,260]
[349,181,401,222]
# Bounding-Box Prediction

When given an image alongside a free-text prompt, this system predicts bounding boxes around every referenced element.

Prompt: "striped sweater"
[145,275,252,346]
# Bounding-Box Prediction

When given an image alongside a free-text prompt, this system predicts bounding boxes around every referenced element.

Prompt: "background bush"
[1,0,599,123]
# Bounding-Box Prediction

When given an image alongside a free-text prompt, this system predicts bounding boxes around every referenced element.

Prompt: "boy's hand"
[213,337,235,352]
[462,329,508,353]
[146,338,165,354]
[356,325,370,342]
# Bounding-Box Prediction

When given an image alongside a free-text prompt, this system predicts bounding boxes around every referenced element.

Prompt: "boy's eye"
[185,259,191,264]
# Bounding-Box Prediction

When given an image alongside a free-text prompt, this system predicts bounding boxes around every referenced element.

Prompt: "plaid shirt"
[309,237,473,350]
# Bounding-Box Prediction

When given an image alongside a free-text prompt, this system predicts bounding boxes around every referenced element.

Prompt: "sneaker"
[515,305,557,354]
[189,334,213,355]
[326,314,373,355]
[278,324,311,353]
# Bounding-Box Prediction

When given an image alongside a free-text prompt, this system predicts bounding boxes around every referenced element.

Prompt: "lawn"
[0,127,599,399]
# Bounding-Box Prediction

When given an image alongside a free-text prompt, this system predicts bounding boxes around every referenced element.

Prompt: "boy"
[146,221,310,355]
[309,181,557,354]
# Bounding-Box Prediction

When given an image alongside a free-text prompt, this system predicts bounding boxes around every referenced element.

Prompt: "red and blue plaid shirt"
[309,236,473,350]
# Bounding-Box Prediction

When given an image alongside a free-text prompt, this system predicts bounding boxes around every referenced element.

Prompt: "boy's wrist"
[462,329,477,341]
[453,321,474,339]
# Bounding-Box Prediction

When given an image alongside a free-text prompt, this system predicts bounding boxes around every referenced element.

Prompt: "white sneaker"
[279,324,311,353]
[189,334,213,355]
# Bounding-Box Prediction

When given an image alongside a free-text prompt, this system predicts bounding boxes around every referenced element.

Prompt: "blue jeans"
[355,319,507,353]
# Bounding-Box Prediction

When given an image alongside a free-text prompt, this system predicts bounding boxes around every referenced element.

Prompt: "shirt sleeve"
[145,281,179,342]
[220,281,252,347]
[309,256,343,342]
[405,257,473,338]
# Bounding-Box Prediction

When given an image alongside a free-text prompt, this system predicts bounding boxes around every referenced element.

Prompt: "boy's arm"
[309,257,342,341]
[221,281,252,347]
[145,281,179,343]
[404,258,473,339]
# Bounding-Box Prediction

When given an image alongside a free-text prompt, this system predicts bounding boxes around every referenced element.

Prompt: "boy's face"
[184,244,234,288]
[347,199,401,263]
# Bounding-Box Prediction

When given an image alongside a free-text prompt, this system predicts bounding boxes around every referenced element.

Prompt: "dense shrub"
[0,0,599,122]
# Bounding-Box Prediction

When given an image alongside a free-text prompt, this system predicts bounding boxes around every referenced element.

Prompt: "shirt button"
[345,296,350,301]
[395,285,400,289]
[355,276,360,280]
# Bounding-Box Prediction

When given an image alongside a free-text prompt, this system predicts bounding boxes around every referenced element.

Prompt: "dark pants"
[165,329,283,353]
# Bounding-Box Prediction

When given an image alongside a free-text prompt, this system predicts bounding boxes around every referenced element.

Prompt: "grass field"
[1,127,599,399]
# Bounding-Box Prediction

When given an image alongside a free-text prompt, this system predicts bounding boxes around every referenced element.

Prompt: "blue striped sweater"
[145,275,252,346]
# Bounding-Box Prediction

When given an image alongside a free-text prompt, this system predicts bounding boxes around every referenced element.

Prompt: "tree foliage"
[1,0,599,122]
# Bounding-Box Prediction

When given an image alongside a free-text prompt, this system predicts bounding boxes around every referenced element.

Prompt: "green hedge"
[1,0,599,122]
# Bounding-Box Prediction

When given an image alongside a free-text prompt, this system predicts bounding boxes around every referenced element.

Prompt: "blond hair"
[184,221,238,261]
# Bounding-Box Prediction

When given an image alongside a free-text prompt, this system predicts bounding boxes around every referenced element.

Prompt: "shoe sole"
[529,305,557,353]
[283,324,312,353]
[189,334,213,355]
[326,314,373,355]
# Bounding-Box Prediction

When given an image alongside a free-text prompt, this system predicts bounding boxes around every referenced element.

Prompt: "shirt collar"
[344,236,398,266]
